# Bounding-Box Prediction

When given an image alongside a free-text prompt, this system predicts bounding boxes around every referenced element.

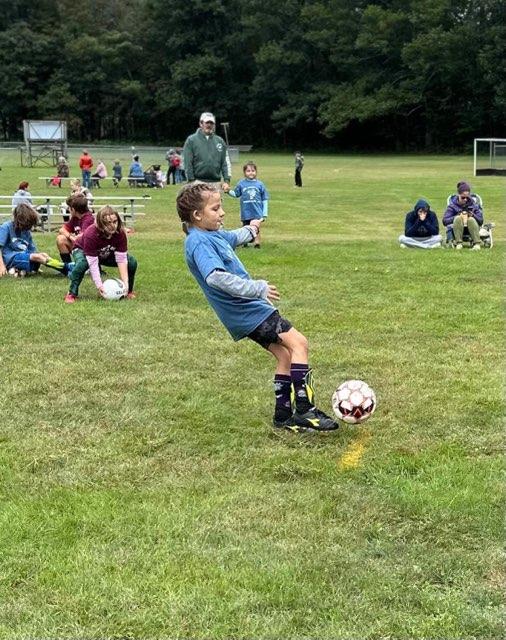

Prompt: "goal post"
[474,138,506,176]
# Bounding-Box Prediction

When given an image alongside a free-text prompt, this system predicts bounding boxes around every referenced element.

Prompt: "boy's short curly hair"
[176,181,218,234]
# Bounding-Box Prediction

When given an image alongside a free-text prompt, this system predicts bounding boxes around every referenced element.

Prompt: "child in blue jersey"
[176,181,338,433]
[0,204,72,278]
[224,162,268,248]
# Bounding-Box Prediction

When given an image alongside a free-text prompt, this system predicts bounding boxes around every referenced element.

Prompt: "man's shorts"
[247,310,293,349]
[10,252,39,272]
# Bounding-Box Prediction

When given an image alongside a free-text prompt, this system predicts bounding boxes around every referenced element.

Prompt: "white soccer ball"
[332,379,376,424]
[102,278,126,301]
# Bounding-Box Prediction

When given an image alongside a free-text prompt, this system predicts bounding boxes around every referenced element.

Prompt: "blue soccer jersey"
[230,178,269,221]
[184,227,274,340]
[0,221,36,268]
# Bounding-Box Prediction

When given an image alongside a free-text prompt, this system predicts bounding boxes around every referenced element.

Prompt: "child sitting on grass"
[176,181,338,433]
[223,161,269,248]
[0,204,72,278]
[64,205,137,303]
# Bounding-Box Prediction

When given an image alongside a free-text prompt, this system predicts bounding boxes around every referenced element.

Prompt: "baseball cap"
[200,112,215,123]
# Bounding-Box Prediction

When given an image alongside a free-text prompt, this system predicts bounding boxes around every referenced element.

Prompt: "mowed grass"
[0,151,504,639]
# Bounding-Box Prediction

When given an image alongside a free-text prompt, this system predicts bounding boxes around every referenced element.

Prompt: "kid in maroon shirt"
[56,194,94,263]
[64,206,137,303]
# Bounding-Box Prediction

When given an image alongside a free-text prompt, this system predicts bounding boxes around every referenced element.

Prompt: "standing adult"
[294,151,304,187]
[183,112,230,189]
[79,149,94,189]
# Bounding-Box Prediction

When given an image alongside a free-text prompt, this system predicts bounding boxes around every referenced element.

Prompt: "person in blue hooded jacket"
[399,198,442,249]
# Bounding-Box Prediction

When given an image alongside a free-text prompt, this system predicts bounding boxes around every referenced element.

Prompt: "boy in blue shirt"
[176,182,338,433]
[224,161,268,248]
[0,204,72,277]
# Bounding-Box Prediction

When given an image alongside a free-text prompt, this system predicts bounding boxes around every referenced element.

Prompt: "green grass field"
[0,150,504,639]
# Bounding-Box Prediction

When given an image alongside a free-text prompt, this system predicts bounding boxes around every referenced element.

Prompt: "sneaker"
[64,293,78,304]
[273,413,295,430]
[18,270,27,278]
[471,243,481,251]
[292,407,339,432]
[8,267,18,277]
[455,243,463,250]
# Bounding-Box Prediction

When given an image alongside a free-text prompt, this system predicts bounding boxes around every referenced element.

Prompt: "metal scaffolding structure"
[21,120,67,167]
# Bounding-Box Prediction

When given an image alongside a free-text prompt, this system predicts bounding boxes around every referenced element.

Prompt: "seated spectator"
[11,181,32,210]
[128,155,144,185]
[399,199,442,249]
[70,179,93,209]
[91,159,108,188]
[155,165,166,188]
[128,155,145,187]
[443,181,483,250]
[143,165,158,188]
[56,195,95,264]
[0,204,72,278]
[57,156,70,178]
[112,160,123,187]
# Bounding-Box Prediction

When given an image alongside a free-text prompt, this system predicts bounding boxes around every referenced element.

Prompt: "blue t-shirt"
[129,161,144,177]
[231,178,269,221]
[184,227,274,340]
[0,221,36,267]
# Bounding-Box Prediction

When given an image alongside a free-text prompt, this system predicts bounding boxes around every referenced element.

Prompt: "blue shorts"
[10,252,39,273]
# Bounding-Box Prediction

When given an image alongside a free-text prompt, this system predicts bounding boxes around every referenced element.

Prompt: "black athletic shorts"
[247,310,293,349]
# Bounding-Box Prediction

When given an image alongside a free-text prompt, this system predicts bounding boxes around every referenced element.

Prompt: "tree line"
[0,0,504,150]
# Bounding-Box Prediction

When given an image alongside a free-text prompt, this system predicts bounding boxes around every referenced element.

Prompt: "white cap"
[200,112,215,123]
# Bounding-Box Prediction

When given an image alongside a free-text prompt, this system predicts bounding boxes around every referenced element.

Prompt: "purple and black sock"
[273,374,292,419]
[291,363,313,413]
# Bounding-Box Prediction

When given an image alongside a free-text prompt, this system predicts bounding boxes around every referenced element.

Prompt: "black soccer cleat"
[292,407,339,432]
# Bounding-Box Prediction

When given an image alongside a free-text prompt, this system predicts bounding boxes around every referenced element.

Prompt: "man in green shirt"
[183,112,231,189]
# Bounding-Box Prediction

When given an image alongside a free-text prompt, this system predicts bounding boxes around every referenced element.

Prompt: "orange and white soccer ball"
[332,380,376,424]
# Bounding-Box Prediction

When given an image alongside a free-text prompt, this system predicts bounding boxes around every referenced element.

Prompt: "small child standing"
[0,204,72,278]
[224,161,269,248]
[176,182,337,433]
[112,160,123,187]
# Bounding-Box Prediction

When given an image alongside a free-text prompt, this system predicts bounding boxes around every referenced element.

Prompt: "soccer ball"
[332,380,376,424]
[102,278,126,301]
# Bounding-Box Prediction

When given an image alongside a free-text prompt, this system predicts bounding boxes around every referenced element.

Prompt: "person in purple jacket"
[399,198,442,249]
[443,181,483,250]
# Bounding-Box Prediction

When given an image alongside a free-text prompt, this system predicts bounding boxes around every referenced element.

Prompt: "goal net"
[474,138,506,176]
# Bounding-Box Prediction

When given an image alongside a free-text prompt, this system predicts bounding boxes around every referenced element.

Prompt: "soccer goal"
[474,138,506,176]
